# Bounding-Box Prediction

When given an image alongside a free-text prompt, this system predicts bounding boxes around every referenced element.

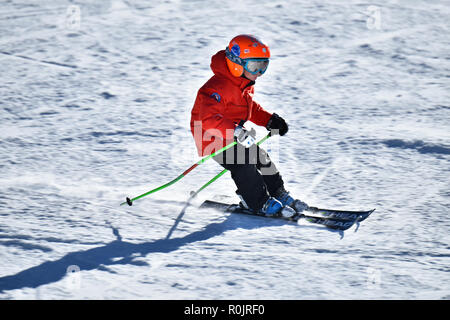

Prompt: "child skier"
[190,34,308,218]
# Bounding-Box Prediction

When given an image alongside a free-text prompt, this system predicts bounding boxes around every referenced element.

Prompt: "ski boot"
[275,188,309,214]
[236,191,295,218]
[261,197,296,218]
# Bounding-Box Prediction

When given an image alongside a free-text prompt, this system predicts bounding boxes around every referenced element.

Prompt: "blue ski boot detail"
[275,188,309,213]
[261,197,296,218]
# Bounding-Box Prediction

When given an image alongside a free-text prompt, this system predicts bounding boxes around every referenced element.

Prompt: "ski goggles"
[226,47,270,75]
[243,58,270,75]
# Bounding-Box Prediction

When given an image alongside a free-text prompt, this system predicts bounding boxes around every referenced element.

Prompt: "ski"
[307,206,375,222]
[200,200,357,231]
[200,200,299,222]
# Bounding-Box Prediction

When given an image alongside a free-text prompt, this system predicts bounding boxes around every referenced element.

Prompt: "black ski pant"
[213,144,285,212]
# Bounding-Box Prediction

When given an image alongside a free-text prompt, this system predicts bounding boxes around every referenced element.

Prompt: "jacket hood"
[210,50,253,90]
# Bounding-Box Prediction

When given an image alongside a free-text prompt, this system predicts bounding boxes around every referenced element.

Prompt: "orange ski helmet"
[225,34,270,77]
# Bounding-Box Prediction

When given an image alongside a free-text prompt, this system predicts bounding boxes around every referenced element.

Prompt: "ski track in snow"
[0,0,449,299]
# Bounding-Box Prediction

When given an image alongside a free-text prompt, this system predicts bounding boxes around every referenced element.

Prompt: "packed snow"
[0,0,449,299]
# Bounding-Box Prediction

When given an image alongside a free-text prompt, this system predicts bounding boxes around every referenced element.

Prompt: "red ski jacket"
[190,50,273,156]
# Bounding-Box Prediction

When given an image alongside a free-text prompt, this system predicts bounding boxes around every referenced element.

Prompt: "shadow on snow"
[0,210,314,294]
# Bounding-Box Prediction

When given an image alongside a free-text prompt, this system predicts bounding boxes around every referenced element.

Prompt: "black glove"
[266,113,288,136]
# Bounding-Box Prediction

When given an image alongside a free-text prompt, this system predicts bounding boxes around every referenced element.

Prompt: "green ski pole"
[120,140,238,206]
[121,121,253,206]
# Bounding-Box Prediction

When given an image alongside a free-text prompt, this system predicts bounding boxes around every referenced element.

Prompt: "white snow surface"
[0,0,449,299]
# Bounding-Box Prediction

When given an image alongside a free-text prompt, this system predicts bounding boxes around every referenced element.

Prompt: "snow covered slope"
[0,0,449,299]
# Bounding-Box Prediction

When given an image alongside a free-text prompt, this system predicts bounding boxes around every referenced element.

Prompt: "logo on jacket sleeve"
[211,92,221,102]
